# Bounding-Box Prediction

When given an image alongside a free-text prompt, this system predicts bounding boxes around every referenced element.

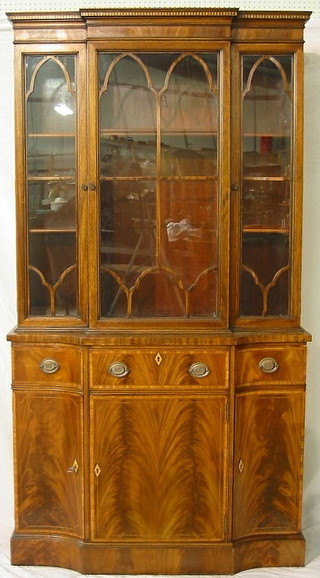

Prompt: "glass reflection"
[240,55,292,318]
[26,56,76,177]
[25,54,78,317]
[99,52,219,319]
[242,55,292,178]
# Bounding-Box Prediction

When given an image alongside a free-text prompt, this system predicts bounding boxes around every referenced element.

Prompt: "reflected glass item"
[25,55,78,317]
[99,52,219,319]
[161,180,218,288]
[242,181,290,229]
[161,135,217,177]
[101,135,156,178]
[240,55,292,318]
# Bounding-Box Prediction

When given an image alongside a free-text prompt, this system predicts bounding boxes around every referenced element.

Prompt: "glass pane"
[28,181,76,228]
[27,55,76,176]
[99,52,219,319]
[161,180,218,317]
[27,136,75,176]
[100,180,156,317]
[242,55,292,178]
[240,55,292,318]
[242,181,289,229]
[101,135,156,178]
[26,55,78,317]
[161,54,218,133]
[161,54,218,178]
[29,232,77,316]
[161,134,217,177]
[240,233,289,316]
[99,54,156,132]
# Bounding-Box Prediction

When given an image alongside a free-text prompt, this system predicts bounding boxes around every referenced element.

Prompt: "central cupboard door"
[87,46,230,327]
[90,395,229,541]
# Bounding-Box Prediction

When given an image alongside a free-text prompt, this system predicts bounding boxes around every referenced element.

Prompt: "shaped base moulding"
[10,533,305,575]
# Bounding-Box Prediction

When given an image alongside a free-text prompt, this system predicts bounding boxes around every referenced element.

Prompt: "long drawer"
[90,348,229,390]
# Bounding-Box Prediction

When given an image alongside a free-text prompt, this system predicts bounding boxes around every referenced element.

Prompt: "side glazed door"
[15,44,88,327]
[231,45,305,328]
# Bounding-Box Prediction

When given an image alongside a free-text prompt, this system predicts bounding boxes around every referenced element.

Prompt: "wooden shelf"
[243,227,289,234]
[28,133,76,138]
[29,228,76,233]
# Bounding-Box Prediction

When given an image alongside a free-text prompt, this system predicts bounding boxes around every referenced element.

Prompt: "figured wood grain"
[12,344,83,388]
[14,390,83,536]
[91,395,228,541]
[90,348,228,389]
[236,345,306,387]
[233,390,305,538]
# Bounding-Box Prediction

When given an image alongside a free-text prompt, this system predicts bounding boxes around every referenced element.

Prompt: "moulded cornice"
[238,10,312,21]
[6,8,311,30]
[6,11,82,22]
[80,8,239,18]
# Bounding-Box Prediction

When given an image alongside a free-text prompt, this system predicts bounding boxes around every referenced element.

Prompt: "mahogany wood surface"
[7,8,311,575]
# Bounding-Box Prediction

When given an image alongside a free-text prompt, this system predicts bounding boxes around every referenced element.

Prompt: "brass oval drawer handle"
[39,358,60,374]
[108,361,130,378]
[189,362,211,379]
[258,357,279,374]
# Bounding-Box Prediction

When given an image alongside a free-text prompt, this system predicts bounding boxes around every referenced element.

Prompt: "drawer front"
[236,345,306,387]
[90,348,229,390]
[12,345,82,387]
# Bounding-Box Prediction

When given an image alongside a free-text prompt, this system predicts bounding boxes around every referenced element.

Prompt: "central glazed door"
[87,43,230,329]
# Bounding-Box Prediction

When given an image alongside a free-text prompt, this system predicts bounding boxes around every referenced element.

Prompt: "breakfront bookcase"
[7,8,311,575]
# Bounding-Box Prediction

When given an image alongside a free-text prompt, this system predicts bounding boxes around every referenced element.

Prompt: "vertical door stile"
[78,43,90,325]
[87,43,100,326]
[156,80,162,267]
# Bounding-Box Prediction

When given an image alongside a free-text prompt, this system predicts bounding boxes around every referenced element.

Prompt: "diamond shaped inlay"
[94,463,101,478]
[155,352,162,366]
[238,459,244,474]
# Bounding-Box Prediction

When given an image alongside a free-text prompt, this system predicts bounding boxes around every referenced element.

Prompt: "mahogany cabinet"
[7,8,311,574]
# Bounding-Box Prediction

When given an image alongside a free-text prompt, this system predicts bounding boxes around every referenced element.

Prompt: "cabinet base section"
[11,533,305,575]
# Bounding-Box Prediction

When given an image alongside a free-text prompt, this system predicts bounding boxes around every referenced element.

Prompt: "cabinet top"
[7,8,311,44]
[7,8,312,24]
